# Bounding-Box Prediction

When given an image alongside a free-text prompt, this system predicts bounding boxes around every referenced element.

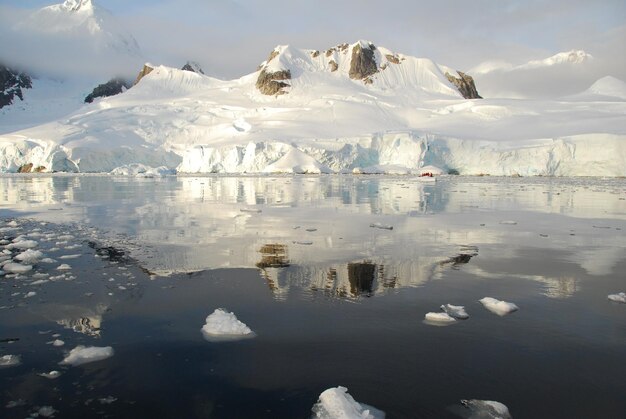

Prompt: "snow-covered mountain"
[0,41,624,176]
[472,50,598,99]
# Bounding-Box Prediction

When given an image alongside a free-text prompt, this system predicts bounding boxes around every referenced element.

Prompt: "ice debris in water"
[39,370,61,379]
[59,346,114,366]
[56,264,72,270]
[3,262,33,274]
[425,312,457,324]
[441,304,470,319]
[479,297,519,316]
[369,223,393,230]
[607,292,626,303]
[312,386,385,419]
[461,399,512,419]
[36,406,57,418]
[0,354,21,367]
[201,308,255,341]
[499,221,517,225]
[14,249,44,264]
[7,239,38,249]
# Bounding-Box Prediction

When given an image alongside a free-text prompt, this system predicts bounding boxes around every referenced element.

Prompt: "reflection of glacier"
[43,303,108,337]
[57,314,103,337]
[257,243,476,300]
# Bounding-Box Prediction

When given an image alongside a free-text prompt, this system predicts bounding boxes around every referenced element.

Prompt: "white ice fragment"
[25,291,37,298]
[31,279,49,285]
[59,254,81,259]
[56,264,72,270]
[312,386,385,419]
[41,258,57,263]
[201,308,255,341]
[461,399,512,419]
[479,297,519,316]
[50,339,65,347]
[424,312,456,324]
[3,262,33,274]
[0,354,21,367]
[59,345,114,366]
[499,220,517,225]
[37,406,57,417]
[39,370,61,379]
[99,396,117,404]
[441,304,470,319]
[14,249,44,264]
[7,239,38,249]
[369,223,393,230]
[6,220,19,227]
[608,292,626,303]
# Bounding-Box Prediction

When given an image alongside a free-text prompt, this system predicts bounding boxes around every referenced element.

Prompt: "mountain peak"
[61,0,94,12]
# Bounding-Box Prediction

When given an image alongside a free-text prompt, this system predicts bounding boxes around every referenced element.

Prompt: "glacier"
[1,41,625,176]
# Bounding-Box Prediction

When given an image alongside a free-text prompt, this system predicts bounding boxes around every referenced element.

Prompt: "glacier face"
[0,42,625,176]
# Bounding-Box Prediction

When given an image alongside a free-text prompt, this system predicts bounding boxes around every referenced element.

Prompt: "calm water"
[1,175,625,418]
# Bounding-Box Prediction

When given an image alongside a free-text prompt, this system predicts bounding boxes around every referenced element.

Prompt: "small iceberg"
[441,304,470,320]
[59,345,114,366]
[479,297,518,316]
[39,370,62,379]
[460,399,512,419]
[608,292,626,303]
[2,262,33,274]
[0,354,21,368]
[424,312,457,324]
[312,386,385,419]
[14,249,44,264]
[201,308,255,341]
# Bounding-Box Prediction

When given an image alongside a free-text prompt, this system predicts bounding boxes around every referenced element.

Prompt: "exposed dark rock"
[347,261,376,296]
[256,68,291,96]
[18,163,33,173]
[0,65,32,109]
[349,43,378,81]
[385,54,401,64]
[338,43,349,52]
[84,78,131,103]
[325,48,335,57]
[329,60,338,72]
[181,61,204,74]
[134,64,154,85]
[445,71,482,99]
[256,243,290,268]
[311,50,320,58]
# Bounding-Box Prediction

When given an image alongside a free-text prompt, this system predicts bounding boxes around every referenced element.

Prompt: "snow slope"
[0,42,625,176]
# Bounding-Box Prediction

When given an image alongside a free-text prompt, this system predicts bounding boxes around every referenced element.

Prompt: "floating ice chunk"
[3,262,33,274]
[25,291,37,298]
[312,386,385,419]
[41,258,56,263]
[50,339,65,347]
[499,221,517,225]
[37,406,57,418]
[461,399,512,419]
[441,304,470,319]
[56,264,72,270]
[608,292,626,303]
[99,396,117,404]
[14,249,44,264]
[201,308,255,341]
[39,370,61,379]
[6,399,26,408]
[6,220,19,227]
[425,312,457,324]
[7,239,38,249]
[479,297,519,316]
[369,223,393,230]
[59,254,81,259]
[0,354,21,367]
[59,346,114,366]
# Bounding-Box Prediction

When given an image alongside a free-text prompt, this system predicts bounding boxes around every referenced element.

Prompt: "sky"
[0,0,624,82]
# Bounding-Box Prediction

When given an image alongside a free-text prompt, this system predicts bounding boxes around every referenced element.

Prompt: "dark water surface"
[0,175,625,418]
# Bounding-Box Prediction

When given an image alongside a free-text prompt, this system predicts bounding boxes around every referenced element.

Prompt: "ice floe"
[607,292,626,303]
[7,239,38,249]
[39,370,62,379]
[0,354,21,367]
[441,304,470,320]
[479,297,519,316]
[369,223,393,230]
[460,399,512,419]
[59,345,114,366]
[14,249,44,264]
[424,312,457,324]
[201,308,255,341]
[3,262,33,274]
[56,264,72,270]
[312,386,385,419]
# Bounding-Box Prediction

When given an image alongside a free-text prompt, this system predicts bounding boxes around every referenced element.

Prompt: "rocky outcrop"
[256,68,291,96]
[17,163,46,173]
[181,61,204,74]
[134,64,154,85]
[329,60,338,72]
[0,65,32,109]
[349,43,378,81]
[84,78,131,103]
[445,71,482,99]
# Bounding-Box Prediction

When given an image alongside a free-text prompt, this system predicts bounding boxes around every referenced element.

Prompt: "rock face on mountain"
[181,61,204,74]
[84,78,132,103]
[0,65,33,109]
[256,68,291,95]
[134,64,154,85]
[348,42,378,82]
[445,71,482,99]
